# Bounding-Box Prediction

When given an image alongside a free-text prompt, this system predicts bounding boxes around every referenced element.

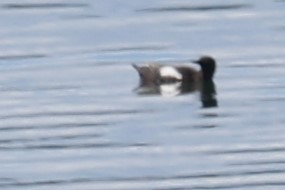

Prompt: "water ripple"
[0,122,110,131]
[208,146,285,155]
[97,44,169,53]
[0,109,148,120]
[0,133,102,144]
[0,85,80,92]
[137,4,252,13]
[1,169,285,188]
[0,142,152,151]
[231,159,285,166]
[2,3,88,10]
[0,54,46,60]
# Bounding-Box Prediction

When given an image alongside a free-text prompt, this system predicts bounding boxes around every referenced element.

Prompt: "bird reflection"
[200,80,218,108]
[134,80,218,108]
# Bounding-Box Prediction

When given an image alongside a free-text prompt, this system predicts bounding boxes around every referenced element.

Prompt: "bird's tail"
[132,64,144,78]
[132,63,139,71]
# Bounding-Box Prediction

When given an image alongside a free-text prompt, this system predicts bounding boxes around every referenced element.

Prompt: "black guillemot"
[132,56,216,84]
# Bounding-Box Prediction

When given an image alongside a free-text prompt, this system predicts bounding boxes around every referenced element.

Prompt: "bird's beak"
[191,59,200,64]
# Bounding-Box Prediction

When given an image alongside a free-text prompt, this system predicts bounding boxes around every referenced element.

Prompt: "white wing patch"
[159,66,182,80]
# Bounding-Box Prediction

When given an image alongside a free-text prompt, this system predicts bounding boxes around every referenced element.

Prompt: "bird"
[133,56,218,107]
[132,56,216,85]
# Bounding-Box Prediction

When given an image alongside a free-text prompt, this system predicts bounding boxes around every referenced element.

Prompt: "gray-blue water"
[1,0,285,189]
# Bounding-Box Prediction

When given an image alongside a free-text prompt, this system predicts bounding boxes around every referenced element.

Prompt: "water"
[0,0,285,189]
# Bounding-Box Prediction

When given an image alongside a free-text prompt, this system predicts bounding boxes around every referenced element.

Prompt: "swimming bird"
[132,56,216,84]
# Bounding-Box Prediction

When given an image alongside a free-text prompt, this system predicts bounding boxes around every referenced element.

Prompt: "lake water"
[1,0,285,189]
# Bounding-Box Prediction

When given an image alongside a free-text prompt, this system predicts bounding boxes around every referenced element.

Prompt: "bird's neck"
[201,66,215,80]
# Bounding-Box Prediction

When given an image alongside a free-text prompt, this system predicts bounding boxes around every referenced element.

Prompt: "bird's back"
[133,64,200,84]
[175,66,201,82]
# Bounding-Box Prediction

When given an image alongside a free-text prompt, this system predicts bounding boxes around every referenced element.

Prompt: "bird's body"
[132,56,216,85]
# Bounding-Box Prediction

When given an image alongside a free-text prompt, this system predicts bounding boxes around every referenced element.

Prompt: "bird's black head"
[193,56,216,80]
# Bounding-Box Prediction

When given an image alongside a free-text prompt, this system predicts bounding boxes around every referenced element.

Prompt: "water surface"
[1,0,285,189]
